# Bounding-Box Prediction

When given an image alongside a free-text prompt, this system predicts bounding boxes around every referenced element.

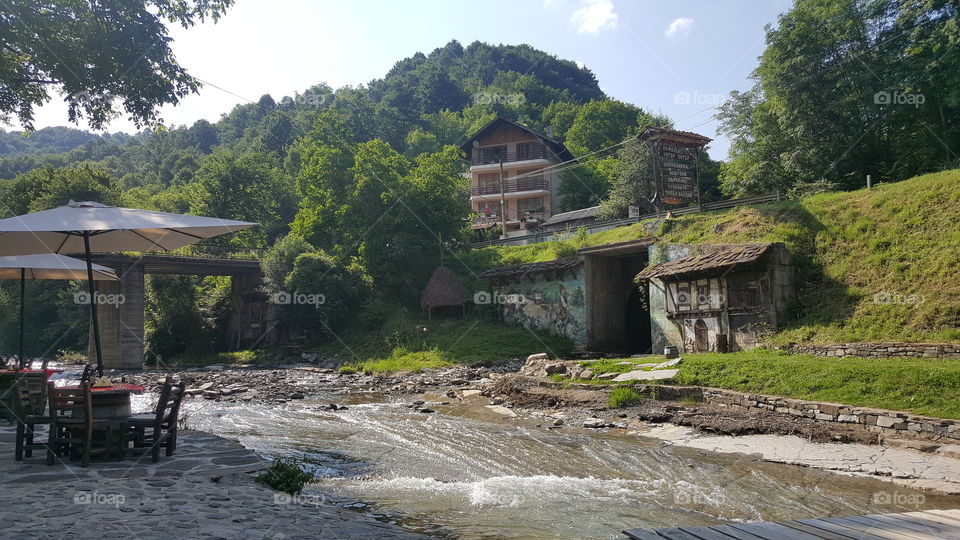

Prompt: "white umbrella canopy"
[0,201,257,256]
[0,254,119,281]
[0,200,258,375]
[0,254,118,369]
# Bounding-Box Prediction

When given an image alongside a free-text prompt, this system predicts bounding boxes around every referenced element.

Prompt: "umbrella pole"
[18,268,25,369]
[83,233,104,377]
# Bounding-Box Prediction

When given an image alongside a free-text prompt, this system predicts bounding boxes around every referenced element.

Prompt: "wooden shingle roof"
[478,256,583,281]
[636,243,779,281]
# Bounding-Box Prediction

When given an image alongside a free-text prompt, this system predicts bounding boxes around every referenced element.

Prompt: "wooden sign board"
[637,127,712,207]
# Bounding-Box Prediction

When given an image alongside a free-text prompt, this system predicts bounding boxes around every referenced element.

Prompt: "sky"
[21,0,795,160]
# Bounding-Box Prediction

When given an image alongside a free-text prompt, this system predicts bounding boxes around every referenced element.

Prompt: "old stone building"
[636,242,793,353]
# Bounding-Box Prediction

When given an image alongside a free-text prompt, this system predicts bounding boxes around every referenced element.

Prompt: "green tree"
[192,150,296,247]
[718,0,960,195]
[1,0,234,129]
[0,164,121,215]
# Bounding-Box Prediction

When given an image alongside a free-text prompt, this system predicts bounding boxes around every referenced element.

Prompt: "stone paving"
[0,426,431,539]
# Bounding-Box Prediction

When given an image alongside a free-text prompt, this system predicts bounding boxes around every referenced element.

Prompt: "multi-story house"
[460,117,573,238]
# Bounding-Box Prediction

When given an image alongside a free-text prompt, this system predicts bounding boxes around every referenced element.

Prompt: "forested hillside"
[0,40,691,361]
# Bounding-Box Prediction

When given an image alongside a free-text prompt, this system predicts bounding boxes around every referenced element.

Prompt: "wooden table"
[59,383,145,419]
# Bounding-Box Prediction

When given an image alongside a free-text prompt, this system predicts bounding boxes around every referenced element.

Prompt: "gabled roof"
[636,243,780,281]
[478,256,583,281]
[541,205,601,227]
[459,117,574,162]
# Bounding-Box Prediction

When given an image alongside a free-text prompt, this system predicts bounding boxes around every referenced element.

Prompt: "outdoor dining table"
[59,383,145,419]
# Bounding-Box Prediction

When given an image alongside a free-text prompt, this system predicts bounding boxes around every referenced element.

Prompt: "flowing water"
[170,387,958,539]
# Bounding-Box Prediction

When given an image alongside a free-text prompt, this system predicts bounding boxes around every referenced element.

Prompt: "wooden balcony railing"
[470,178,549,196]
[471,146,549,166]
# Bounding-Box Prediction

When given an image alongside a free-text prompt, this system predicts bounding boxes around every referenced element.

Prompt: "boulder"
[577,370,594,380]
[527,353,550,362]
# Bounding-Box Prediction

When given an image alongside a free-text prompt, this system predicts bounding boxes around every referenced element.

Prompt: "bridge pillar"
[88,260,145,370]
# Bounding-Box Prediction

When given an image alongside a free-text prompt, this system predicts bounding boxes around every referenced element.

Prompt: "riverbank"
[0,426,430,539]
[120,360,960,496]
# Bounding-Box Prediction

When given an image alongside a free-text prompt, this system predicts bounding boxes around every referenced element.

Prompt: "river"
[169,384,960,540]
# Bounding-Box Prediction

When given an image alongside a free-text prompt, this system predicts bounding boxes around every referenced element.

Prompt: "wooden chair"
[122,380,186,463]
[12,377,50,460]
[46,383,118,467]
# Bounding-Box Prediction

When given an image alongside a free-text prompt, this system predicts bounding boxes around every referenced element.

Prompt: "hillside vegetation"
[463,169,960,344]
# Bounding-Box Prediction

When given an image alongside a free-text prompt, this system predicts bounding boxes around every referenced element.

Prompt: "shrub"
[608,387,644,408]
[256,457,315,495]
[338,365,358,375]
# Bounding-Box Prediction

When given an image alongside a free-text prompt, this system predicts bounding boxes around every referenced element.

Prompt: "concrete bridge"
[86,254,270,369]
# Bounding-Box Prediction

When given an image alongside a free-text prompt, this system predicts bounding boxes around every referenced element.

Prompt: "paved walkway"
[0,426,431,539]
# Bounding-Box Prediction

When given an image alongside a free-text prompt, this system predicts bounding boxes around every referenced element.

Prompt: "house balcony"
[470,178,549,198]
[470,148,550,169]
[471,209,548,230]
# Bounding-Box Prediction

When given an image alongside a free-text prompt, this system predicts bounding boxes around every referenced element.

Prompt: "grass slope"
[310,312,574,373]
[458,169,960,344]
[578,349,960,419]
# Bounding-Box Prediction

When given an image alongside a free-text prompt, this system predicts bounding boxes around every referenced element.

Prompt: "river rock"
[612,369,679,382]
[582,418,609,428]
[596,373,619,380]
[577,370,594,380]
[199,382,215,391]
[527,353,550,362]
[289,393,305,399]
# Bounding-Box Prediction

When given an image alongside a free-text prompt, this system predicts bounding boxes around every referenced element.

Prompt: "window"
[478,145,506,164]
[517,197,544,214]
[729,280,761,307]
[675,284,691,311]
[517,142,544,160]
[697,284,710,308]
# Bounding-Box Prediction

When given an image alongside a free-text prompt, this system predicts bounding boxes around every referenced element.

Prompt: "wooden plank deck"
[621,509,960,540]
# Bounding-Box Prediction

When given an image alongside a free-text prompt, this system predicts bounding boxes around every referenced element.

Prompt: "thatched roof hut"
[420,266,471,318]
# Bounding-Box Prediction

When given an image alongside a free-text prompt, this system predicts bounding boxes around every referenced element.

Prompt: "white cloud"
[571,0,619,34]
[665,17,694,39]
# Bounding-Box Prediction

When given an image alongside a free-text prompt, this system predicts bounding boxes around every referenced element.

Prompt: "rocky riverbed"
[112,352,960,497]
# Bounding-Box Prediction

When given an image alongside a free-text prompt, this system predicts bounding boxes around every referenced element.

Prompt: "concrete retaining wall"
[788,342,960,358]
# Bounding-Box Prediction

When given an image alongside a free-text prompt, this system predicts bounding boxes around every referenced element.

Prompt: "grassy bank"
[310,312,574,374]
[578,349,960,419]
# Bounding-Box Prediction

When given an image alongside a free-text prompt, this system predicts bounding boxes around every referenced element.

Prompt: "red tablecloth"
[60,383,144,393]
[0,369,57,377]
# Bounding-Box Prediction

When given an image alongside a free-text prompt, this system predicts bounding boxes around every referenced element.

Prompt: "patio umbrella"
[0,201,257,375]
[0,254,118,368]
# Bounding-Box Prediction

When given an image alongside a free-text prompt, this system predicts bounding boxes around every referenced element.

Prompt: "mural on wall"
[495,269,587,344]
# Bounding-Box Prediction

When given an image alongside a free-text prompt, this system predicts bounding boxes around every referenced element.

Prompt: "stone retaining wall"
[787,342,960,358]
[698,387,960,442]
